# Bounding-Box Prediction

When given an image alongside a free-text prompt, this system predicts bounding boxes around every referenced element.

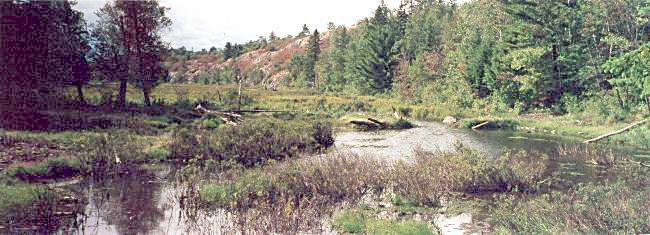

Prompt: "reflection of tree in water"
[88,171,165,234]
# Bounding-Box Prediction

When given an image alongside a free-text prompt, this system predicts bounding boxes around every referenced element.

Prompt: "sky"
[75,0,408,51]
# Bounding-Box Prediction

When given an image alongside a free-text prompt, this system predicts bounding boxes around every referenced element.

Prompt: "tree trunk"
[238,79,242,111]
[76,83,85,105]
[645,96,650,115]
[143,88,151,106]
[615,88,625,110]
[117,79,127,108]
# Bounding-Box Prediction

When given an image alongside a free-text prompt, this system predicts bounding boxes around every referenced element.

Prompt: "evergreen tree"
[345,5,398,94]
[305,30,321,88]
[299,24,310,37]
[269,31,279,42]
[224,42,233,59]
[318,26,350,92]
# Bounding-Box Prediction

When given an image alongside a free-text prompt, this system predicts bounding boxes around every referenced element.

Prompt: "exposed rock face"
[443,116,457,125]
[169,30,333,88]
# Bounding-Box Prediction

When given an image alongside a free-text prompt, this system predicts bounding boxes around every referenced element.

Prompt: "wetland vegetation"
[2,0,650,234]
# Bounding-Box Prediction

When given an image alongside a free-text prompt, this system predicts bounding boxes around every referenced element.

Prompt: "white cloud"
[75,0,465,50]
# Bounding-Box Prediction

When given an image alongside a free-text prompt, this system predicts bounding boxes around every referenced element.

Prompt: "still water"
[49,121,646,234]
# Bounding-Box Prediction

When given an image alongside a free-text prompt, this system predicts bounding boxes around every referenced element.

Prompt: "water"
[38,121,648,234]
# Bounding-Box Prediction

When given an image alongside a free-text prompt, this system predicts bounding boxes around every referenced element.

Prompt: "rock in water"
[443,116,457,125]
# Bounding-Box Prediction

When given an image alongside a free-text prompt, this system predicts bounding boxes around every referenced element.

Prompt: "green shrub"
[391,119,415,129]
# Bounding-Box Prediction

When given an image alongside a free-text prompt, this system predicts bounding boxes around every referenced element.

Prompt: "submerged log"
[350,117,390,129]
[583,119,648,144]
[350,120,383,129]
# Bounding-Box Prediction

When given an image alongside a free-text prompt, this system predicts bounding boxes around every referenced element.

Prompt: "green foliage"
[331,209,433,235]
[9,157,82,181]
[0,184,48,216]
[169,119,334,167]
[603,44,650,113]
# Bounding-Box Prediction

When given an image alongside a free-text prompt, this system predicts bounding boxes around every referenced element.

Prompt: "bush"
[80,132,147,176]
[312,122,334,149]
[391,119,415,129]
[170,119,335,167]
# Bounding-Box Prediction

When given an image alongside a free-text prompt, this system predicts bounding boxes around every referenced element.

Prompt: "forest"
[1,0,649,234]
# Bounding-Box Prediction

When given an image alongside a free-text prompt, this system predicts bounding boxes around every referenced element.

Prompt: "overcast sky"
[75,0,412,51]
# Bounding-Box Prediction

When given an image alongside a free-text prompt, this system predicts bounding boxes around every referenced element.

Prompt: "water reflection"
[48,121,647,234]
[73,169,166,234]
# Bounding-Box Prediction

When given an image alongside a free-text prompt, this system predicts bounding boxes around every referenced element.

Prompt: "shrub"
[391,119,415,129]
[312,122,334,149]
[170,119,334,167]
[80,132,147,176]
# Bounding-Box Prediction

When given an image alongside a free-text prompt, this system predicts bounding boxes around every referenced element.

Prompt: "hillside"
[167,30,333,88]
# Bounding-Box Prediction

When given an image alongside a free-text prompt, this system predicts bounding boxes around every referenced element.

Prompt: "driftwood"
[195,105,242,126]
[472,121,490,130]
[226,109,294,114]
[583,119,648,144]
[350,118,388,129]
[350,120,383,129]
[367,118,388,128]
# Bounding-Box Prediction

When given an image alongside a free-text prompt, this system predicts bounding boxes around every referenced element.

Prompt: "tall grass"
[169,119,334,167]
[492,174,650,234]
[195,146,552,230]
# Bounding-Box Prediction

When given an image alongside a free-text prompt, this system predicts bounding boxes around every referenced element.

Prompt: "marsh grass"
[8,156,82,182]
[492,175,650,234]
[393,146,550,206]
[169,119,334,167]
[196,146,553,231]
[331,209,433,235]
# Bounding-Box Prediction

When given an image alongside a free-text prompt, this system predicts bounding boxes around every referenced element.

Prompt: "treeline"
[290,0,650,114]
[0,0,170,112]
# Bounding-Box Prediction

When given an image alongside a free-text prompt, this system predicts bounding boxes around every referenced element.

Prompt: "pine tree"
[305,29,321,88]
[224,42,233,59]
[299,24,310,37]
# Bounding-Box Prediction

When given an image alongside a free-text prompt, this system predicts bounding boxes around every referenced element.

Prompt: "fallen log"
[583,119,648,144]
[226,109,294,114]
[350,120,382,129]
[367,118,388,128]
[195,105,242,126]
[472,121,490,130]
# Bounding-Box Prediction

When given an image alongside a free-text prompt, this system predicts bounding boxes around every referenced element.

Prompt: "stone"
[443,116,457,125]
